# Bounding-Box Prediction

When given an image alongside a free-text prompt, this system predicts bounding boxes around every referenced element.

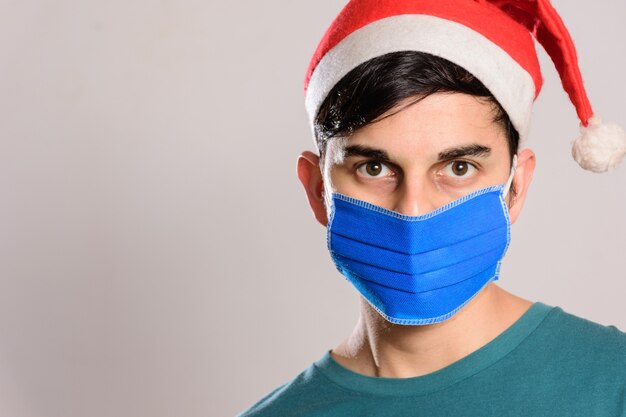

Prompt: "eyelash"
[354,160,397,178]
[354,159,480,179]
[442,160,479,178]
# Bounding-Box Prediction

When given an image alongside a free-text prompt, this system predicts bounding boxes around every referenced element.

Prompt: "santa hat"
[304,0,626,173]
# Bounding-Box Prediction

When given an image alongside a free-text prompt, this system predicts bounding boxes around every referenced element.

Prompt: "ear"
[297,151,328,226]
[507,148,536,225]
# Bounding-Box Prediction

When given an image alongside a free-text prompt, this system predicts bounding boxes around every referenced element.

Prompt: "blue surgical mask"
[326,157,517,325]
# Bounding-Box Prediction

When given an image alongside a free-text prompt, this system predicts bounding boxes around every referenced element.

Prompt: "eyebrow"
[342,143,491,162]
[343,145,390,161]
[437,144,491,161]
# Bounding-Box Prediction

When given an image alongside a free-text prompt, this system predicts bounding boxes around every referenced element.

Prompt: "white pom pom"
[572,117,626,173]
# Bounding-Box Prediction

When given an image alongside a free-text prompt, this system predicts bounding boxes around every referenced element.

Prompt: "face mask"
[326,157,517,325]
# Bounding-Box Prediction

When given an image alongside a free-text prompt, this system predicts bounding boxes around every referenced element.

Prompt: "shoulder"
[237,356,339,417]
[543,304,626,350]
[536,304,626,377]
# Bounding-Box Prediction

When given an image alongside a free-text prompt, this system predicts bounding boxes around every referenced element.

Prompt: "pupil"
[366,162,382,176]
[452,161,468,175]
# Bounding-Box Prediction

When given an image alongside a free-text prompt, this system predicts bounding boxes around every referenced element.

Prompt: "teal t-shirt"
[238,302,626,416]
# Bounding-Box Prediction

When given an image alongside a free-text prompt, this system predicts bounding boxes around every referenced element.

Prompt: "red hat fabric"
[304,0,626,172]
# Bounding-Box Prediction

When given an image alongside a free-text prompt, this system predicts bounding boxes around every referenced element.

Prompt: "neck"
[331,283,532,378]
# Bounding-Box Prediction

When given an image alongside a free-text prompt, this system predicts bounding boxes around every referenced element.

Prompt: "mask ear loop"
[502,154,518,199]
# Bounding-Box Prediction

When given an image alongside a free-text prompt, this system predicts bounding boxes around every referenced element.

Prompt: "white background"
[0,1,624,416]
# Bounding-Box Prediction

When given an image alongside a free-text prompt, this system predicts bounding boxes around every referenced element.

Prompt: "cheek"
[328,165,395,204]
[432,173,487,199]
[351,183,398,208]
[337,177,396,200]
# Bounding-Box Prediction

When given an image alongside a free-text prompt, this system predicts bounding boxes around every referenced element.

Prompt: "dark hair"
[314,51,519,166]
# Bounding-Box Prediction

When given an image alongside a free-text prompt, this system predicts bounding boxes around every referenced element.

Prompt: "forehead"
[333,92,508,160]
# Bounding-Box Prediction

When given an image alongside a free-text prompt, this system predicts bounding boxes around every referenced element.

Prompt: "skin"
[297,92,537,378]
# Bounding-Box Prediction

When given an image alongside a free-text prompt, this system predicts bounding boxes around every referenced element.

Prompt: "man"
[239,0,626,415]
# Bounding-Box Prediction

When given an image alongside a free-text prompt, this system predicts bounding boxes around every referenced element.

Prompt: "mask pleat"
[330,188,505,254]
[351,264,500,324]
[330,224,506,266]
[332,244,504,293]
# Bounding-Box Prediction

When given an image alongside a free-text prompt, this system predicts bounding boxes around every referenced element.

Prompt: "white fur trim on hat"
[304,14,536,148]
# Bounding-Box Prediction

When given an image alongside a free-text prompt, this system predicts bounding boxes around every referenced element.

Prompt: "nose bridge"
[393,175,431,216]
[394,188,420,217]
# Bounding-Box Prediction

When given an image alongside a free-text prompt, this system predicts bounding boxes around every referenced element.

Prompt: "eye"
[443,160,477,178]
[356,161,393,178]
